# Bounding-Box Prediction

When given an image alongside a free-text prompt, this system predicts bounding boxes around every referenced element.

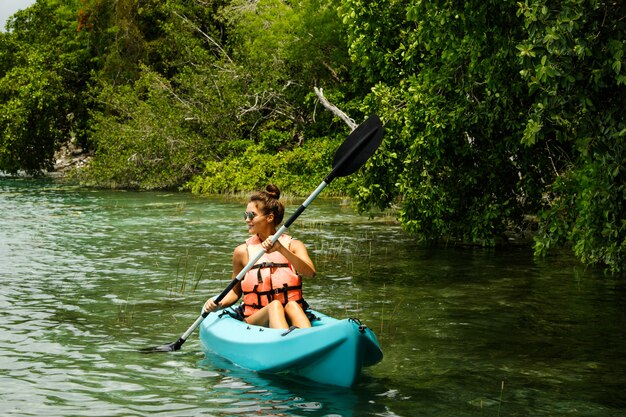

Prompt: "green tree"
[82,68,218,189]
[218,0,353,129]
[79,0,248,188]
[517,0,626,272]
[340,0,546,244]
[0,0,104,173]
[340,0,626,272]
[185,0,358,194]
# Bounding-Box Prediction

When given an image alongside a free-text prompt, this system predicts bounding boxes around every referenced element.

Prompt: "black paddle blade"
[140,337,185,353]
[326,114,384,183]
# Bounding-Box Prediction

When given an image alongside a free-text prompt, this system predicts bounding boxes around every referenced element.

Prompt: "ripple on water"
[2,179,626,416]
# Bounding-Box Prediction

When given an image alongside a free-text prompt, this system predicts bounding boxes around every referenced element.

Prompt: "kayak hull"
[199,310,383,387]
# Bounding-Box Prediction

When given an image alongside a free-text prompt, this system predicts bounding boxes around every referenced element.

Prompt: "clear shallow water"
[1,177,625,416]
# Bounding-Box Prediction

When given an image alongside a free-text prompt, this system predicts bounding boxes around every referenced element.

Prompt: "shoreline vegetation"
[26,152,545,250]
[1,1,624,273]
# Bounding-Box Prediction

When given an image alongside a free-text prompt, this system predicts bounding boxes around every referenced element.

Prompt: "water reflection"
[198,354,397,417]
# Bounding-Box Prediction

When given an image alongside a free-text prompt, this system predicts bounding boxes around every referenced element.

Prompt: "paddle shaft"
[177,181,329,342]
[152,114,383,352]
[179,119,381,342]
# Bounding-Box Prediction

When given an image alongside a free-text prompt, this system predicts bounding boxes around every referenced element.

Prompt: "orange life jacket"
[241,234,305,317]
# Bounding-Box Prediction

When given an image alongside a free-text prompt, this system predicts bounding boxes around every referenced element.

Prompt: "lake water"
[1,177,625,416]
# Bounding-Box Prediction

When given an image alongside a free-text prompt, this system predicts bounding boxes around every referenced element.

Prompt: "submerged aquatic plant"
[170,251,207,296]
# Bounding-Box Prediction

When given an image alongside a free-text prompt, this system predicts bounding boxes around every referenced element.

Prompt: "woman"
[204,184,316,329]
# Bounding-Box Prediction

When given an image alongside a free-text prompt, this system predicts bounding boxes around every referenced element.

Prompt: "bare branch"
[313,87,357,131]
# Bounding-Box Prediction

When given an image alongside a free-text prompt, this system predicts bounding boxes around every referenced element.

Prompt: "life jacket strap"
[242,284,303,299]
[250,262,290,269]
[250,262,290,283]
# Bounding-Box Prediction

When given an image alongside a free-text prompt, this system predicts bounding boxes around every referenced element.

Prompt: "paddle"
[142,114,384,353]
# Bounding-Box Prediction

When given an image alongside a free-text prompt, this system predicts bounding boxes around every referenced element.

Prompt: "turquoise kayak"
[199,309,383,387]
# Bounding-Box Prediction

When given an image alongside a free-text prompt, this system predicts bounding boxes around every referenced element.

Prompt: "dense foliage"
[516,0,626,273]
[0,0,92,173]
[0,0,624,272]
[338,0,625,272]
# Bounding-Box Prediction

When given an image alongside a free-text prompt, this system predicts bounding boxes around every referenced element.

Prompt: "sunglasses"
[243,211,265,221]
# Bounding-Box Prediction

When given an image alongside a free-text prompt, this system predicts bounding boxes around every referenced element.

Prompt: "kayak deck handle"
[349,318,368,334]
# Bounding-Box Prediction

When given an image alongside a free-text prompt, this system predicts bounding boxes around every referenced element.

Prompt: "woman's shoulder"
[233,243,247,257]
[287,236,307,251]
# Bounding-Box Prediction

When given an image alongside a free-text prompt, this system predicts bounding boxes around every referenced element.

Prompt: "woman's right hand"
[204,297,221,313]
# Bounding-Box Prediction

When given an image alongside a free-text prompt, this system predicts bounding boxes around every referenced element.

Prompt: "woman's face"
[244,202,271,234]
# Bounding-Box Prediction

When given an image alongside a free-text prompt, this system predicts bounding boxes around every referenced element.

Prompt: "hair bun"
[265,184,281,200]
